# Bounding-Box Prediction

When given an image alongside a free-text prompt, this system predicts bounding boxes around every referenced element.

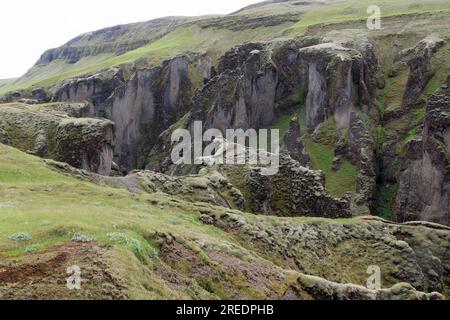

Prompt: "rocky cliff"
[0,102,114,175]
[393,94,450,225]
[54,55,200,170]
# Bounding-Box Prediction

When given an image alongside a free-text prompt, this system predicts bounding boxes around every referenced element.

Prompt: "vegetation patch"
[374,184,397,219]
[304,138,358,198]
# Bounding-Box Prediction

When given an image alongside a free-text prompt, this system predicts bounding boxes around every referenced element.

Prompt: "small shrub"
[25,244,38,253]
[9,232,32,242]
[71,233,96,243]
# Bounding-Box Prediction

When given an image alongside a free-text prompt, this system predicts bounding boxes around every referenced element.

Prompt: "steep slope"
[0,143,448,299]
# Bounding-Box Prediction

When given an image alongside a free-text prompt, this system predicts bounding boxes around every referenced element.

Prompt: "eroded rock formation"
[393,94,450,225]
[0,102,114,175]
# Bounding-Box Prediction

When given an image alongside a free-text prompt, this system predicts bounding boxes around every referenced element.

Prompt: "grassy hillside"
[0,79,17,90]
[1,144,448,299]
[2,0,450,95]
[0,143,272,298]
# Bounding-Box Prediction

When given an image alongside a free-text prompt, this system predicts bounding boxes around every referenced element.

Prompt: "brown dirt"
[0,242,127,300]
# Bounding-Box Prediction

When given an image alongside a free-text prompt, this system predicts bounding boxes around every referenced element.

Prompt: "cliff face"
[34,17,189,66]
[299,43,360,132]
[0,103,114,175]
[192,43,278,131]
[54,56,196,169]
[393,95,450,225]
[402,37,444,107]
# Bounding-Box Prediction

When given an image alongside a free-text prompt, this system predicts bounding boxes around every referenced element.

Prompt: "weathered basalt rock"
[298,41,379,212]
[54,56,195,170]
[192,43,278,131]
[402,37,444,107]
[221,152,351,218]
[31,88,51,103]
[54,67,125,107]
[299,43,367,132]
[393,94,450,225]
[0,102,114,175]
[0,128,10,145]
[55,118,115,176]
[283,118,310,166]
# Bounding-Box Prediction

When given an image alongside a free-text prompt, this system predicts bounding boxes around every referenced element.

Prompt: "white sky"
[0,0,261,79]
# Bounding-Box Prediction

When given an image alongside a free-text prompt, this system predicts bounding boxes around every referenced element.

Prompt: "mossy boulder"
[55,118,115,176]
[0,102,115,175]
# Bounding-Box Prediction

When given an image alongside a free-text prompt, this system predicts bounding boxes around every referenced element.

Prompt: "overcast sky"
[0,0,261,79]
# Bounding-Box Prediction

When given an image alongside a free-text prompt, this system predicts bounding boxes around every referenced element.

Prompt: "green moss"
[312,118,338,146]
[396,127,418,156]
[384,70,409,112]
[374,184,397,219]
[425,42,450,94]
[269,112,298,143]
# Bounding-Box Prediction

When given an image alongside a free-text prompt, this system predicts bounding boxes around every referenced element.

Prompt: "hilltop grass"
[288,0,450,35]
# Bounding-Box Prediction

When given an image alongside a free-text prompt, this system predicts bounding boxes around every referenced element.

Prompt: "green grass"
[383,70,409,112]
[395,127,418,156]
[312,118,338,146]
[425,43,450,94]
[0,78,17,88]
[304,138,358,198]
[269,112,298,143]
[288,0,450,35]
[0,143,237,259]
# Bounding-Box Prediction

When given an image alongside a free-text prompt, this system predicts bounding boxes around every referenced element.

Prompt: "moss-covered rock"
[0,102,114,175]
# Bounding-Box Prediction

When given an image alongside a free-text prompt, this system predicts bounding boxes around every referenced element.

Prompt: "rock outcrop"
[55,118,114,175]
[202,210,450,294]
[402,37,444,107]
[192,43,278,131]
[0,102,114,175]
[220,152,351,218]
[298,43,369,132]
[0,88,52,105]
[283,118,310,166]
[393,94,450,225]
[54,56,195,170]
[0,128,10,145]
